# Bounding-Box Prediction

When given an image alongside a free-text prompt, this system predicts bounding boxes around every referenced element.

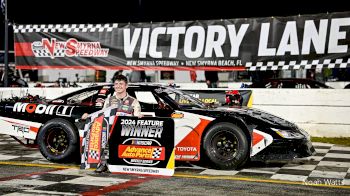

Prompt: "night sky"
[0,0,349,51]
[3,0,350,24]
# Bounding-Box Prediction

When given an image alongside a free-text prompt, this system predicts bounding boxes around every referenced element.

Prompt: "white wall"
[325,81,350,89]
[250,89,350,137]
[0,87,349,137]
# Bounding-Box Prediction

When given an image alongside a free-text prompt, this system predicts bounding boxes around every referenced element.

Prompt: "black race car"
[0,84,315,169]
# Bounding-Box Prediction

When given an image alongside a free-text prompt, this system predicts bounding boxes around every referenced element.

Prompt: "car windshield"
[158,87,207,109]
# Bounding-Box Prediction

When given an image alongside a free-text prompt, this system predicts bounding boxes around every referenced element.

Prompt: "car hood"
[214,106,297,128]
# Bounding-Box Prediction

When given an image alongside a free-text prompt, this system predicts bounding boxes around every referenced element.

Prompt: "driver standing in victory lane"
[82,74,142,173]
[102,74,142,116]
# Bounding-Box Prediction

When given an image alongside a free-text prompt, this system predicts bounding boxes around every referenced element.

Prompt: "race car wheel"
[203,122,249,170]
[37,118,79,163]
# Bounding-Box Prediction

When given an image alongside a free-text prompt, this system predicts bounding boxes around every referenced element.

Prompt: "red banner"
[87,115,104,164]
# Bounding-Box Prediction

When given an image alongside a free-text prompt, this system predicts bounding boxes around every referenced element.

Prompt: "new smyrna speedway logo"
[31,38,109,59]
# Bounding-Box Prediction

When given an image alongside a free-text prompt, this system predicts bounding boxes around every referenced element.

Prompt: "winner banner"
[108,117,175,176]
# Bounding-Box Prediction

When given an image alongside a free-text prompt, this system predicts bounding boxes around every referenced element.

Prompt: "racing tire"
[37,118,79,163]
[202,122,249,170]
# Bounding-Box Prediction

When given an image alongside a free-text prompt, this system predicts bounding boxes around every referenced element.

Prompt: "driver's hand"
[81,113,89,120]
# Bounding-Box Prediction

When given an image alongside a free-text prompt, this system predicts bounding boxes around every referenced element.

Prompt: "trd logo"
[12,124,29,134]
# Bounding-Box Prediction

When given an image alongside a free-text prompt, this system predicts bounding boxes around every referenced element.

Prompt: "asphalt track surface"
[0,134,350,195]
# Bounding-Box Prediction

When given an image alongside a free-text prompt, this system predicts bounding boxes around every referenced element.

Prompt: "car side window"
[134,91,158,104]
[154,94,172,110]
[128,90,172,111]
[127,90,155,111]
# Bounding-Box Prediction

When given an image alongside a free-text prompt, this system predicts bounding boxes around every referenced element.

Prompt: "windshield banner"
[14,11,350,71]
[181,89,253,107]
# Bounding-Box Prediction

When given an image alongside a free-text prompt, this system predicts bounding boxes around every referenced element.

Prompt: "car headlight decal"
[271,128,305,139]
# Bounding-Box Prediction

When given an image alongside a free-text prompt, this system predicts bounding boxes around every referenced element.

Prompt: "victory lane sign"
[108,116,175,176]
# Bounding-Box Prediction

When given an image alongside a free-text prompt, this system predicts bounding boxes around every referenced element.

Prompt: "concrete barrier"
[251,89,350,137]
[0,87,349,137]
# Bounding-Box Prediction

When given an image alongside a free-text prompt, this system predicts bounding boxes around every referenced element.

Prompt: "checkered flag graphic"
[152,148,162,159]
[33,49,66,58]
[89,150,99,160]
[32,49,51,57]
[245,58,350,71]
[80,106,118,169]
[54,49,66,57]
[14,23,118,33]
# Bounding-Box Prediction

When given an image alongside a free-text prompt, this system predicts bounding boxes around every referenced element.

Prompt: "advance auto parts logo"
[31,38,109,59]
[118,138,165,166]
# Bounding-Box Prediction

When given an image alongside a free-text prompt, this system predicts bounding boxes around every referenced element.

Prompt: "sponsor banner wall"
[14,12,350,71]
[108,116,175,176]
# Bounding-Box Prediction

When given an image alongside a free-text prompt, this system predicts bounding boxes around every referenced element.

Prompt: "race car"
[0,84,315,169]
